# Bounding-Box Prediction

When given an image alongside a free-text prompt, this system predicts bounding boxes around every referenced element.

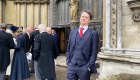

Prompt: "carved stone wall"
[110,0,117,48]
[99,0,140,79]
[3,0,49,27]
[122,0,140,49]
[53,0,70,26]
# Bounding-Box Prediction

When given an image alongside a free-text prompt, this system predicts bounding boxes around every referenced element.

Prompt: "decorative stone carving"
[110,0,117,48]
[70,0,78,22]
[127,0,140,22]
[14,0,49,4]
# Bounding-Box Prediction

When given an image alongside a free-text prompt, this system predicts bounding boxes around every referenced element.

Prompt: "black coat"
[23,33,31,53]
[34,32,58,79]
[0,30,15,71]
[30,30,40,60]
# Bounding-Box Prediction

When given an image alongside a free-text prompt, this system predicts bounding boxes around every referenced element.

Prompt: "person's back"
[40,32,54,53]
[0,23,15,80]
[0,30,14,69]
[34,24,58,80]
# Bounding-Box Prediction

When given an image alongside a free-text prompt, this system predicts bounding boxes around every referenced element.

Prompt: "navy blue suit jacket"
[66,27,99,73]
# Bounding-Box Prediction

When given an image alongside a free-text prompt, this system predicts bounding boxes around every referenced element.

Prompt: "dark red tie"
[79,27,84,37]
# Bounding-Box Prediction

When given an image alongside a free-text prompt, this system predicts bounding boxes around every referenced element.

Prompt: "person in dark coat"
[23,26,34,53]
[0,23,15,80]
[66,10,99,80]
[30,26,40,73]
[52,29,60,56]
[34,24,58,80]
[10,28,30,80]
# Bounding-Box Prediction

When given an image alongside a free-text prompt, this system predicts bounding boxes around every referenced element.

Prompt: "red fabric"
[79,28,84,37]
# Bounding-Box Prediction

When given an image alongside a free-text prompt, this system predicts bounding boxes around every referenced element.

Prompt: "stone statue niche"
[70,0,78,22]
[127,0,140,22]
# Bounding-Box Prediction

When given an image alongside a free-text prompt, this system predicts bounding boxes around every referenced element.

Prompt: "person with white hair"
[34,24,58,80]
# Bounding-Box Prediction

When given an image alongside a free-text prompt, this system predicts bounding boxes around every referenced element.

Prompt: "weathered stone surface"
[123,36,140,48]
[104,74,140,80]
[122,6,131,15]
[122,15,133,26]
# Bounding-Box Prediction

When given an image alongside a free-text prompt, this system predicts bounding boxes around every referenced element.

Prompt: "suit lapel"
[71,28,78,50]
[79,28,92,49]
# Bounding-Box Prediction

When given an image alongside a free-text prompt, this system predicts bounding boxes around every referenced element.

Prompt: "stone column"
[24,3,27,27]
[16,3,20,26]
[105,0,111,48]
[48,0,56,27]
[117,0,122,48]
[20,3,26,27]
[27,3,34,26]
[38,3,41,24]
[30,3,34,26]
[40,3,48,26]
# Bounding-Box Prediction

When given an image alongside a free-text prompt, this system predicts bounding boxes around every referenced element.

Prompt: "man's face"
[46,28,52,34]
[80,12,90,26]
[27,26,34,33]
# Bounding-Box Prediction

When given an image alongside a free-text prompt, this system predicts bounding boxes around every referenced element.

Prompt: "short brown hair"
[80,10,93,20]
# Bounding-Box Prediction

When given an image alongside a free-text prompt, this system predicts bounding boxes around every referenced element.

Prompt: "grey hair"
[38,24,46,32]
[0,23,7,30]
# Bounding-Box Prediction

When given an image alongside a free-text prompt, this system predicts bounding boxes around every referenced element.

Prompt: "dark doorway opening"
[52,27,70,55]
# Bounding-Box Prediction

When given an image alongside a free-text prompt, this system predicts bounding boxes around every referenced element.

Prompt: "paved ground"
[29,55,99,80]
[29,66,98,80]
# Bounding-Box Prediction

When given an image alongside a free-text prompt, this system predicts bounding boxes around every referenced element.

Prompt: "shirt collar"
[79,26,88,33]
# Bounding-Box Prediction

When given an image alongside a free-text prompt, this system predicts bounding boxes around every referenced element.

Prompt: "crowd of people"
[0,10,99,80]
[0,23,59,80]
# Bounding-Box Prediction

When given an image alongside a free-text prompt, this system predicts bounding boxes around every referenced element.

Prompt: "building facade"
[0,0,103,54]
[99,0,140,79]
[1,0,140,79]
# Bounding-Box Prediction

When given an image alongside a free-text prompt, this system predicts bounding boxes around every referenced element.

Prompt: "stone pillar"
[16,3,20,26]
[38,3,41,24]
[105,0,111,48]
[117,0,122,48]
[34,3,39,26]
[24,4,27,27]
[48,0,56,27]
[20,3,26,27]
[40,3,48,26]
[27,3,34,26]
[30,3,34,26]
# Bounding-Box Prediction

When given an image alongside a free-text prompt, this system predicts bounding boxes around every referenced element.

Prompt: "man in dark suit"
[34,24,58,80]
[0,23,15,80]
[66,10,99,80]
[24,26,34,53]
[30,26,40,73]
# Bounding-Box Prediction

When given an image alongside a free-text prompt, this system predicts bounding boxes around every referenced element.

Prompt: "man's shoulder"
[5,32,13,37]
[71,28,78,32]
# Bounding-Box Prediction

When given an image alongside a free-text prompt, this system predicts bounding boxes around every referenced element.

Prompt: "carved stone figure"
[70,0,78,22]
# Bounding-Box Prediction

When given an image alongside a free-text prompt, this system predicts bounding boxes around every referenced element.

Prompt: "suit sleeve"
[89,30,99,67]
[52,36,59,59]
[66,31,72,64]
[33,35,41,61]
